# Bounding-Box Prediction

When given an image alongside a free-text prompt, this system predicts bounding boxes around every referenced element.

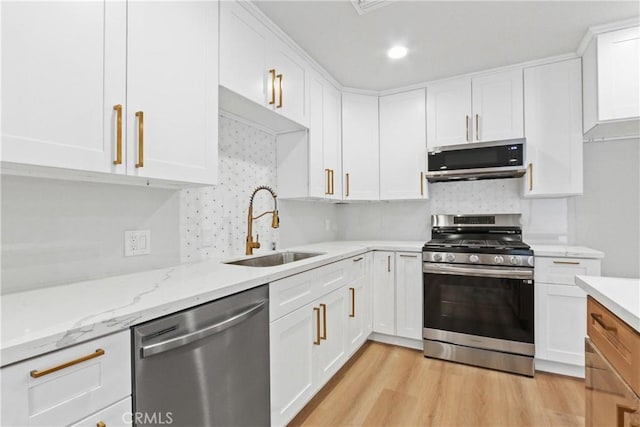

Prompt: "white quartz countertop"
[575,275,640,333]
[1,241,423,367]
[530,244,604,259]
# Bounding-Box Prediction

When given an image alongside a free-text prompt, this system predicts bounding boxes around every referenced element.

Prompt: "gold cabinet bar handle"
[135,111,144,168]
[325,168,331,195]
[269,69,276,105]
[320,303,327,340]
[330,169,335,195]
[30,349,105,378]
[552,260,580,265]
[475,114,479,141]
[591,313,617,332]
[313,307,321,345]
[276,74,283,108]
[349,288,355,318]
[345,173,350,197]
[465,115,470,142]
[420,172,424,196]
[113,104,123,165]
[399,254,418,258]
[529,163,533,191]
[387,255,391,272]
[97,422,106,427]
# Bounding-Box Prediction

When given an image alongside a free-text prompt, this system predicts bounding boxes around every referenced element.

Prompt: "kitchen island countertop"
[575,275,640,333]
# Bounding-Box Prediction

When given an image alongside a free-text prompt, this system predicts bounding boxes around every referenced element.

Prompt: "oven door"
[423,263,534,355]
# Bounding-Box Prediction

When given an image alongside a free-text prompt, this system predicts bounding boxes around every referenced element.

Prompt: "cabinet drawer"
[270,260,349,321]
[534,257,601,285]
[69,397,132,427]
[345,254,367,283]
[587,296,640,395]
[1,330,131,427]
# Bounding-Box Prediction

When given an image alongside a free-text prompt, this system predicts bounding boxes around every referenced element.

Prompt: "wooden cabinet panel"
[587,296,640,396]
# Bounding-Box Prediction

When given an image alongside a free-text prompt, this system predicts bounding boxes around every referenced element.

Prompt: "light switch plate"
[124,230,151,256]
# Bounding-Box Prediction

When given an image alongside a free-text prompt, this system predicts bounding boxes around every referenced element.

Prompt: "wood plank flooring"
[289,342,585,427]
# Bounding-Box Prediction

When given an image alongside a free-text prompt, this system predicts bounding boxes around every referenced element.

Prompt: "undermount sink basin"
[224,251,326,267]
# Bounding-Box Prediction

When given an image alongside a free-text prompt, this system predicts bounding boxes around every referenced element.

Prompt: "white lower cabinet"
[1,330,131,426]
[372,251,423,342]
[70,397,132,427]
[534,256,601,377]
[269,254,371,426]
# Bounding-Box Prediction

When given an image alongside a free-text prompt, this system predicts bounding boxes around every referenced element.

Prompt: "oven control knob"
[469,254,480,264]
[527,256,534,267]
[433,253,443,262]
[446,253,456,262]
[494,256,504,264]
[509,256,522,265]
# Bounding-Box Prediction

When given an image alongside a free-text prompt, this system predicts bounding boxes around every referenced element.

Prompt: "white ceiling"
[253,1,640,91]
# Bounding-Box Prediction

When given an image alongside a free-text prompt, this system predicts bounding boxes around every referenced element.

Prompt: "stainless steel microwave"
[426,138,526,182]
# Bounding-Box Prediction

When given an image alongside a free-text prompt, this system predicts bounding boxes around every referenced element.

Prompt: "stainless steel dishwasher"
[132,285,270,427]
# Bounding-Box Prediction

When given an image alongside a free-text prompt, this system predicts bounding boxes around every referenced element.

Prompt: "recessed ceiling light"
[387,46,408,59]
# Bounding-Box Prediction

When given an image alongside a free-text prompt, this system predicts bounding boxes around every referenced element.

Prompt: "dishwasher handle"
[140,300,266,358]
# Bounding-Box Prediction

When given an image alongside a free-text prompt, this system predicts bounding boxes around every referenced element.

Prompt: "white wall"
[1,176,180,294]
[568,138,640,278]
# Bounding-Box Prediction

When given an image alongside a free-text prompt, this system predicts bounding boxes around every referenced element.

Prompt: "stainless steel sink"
[223,251,325,267]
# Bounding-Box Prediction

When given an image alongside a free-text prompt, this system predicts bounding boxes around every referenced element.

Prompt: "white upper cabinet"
[524,58,583,197]
[471,69,524,143]
[342,93,380,201]
[219,1,308,128]
[277,73,340,200]
[2,1,218,186]
[126,1,218,185]
[583,26,640,140]
[427,69,523,148]
[379,89,428,200]
[1,1,126,174]
[426,79,472,148]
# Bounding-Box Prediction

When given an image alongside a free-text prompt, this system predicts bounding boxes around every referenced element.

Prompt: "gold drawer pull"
[475,114,479,141]
[387,255,391,272]
[529,163,533,192]
[269,69,276,105]
[349,287,355,318]
[345,173,350,197]
[320,303,327,340]
[97,422,106,427]
[553,260,580,265]
[325,168,331,195]
[591,313,617,333]
[420,172,424,196]
[465,115,470,142]
[113,104,123,165]
[330,169,335,195]
[313,307,321,345]
[135,111,144,168]
[353,257,363,262]
[30,349,105,378]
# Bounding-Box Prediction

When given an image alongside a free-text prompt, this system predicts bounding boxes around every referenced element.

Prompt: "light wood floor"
[289,342,585,427]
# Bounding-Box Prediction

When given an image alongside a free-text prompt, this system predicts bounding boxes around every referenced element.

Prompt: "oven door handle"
[423,263,533,280]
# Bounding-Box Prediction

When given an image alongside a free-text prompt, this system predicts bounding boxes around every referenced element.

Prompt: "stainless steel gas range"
[422,214,535,377]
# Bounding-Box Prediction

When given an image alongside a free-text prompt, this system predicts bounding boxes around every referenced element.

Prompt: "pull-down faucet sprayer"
[246,186,279,255]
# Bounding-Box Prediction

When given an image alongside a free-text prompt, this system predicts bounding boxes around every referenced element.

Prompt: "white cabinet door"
[342,93,380,201]
[524,59,583,197]
[597,26,640,122]
[347,263,371,355]
[372,252,395,335]
[69,397,131,427]
[126,1,218,185]
[395,252,423,340]
[1,1,126,174]
[324,85,342,200]
[269,42,308,127]
[535,283,587,367]
[270,302,316,427]
[219,1,269,107]
[379,89,427,200]
[472,69,524,142]
[314,287,348,387]
[308,76,327,198]
[426,78,471,148]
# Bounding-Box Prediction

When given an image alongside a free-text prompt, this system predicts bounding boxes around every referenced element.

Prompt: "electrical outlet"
[124,230,151,256]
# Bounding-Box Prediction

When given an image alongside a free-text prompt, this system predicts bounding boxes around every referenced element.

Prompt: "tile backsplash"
[429,179,522,214]
[180,116,279,262]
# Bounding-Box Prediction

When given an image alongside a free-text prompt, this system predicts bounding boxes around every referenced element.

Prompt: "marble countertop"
[576,275,640,333]
[530,244,604,259]
[1,240,423,367]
